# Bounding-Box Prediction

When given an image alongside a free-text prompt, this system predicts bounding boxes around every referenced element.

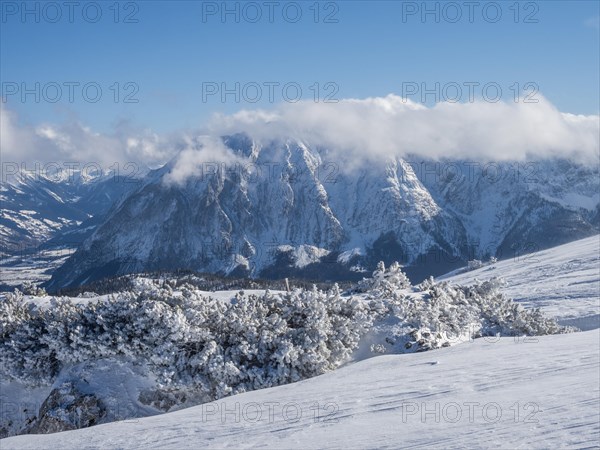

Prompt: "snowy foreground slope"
[3,329,599,449]
[2,236,598,449]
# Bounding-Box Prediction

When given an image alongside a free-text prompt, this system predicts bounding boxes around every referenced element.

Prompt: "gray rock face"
[45,136,599,290]
[26,381,106,434]
[138,389,188,412]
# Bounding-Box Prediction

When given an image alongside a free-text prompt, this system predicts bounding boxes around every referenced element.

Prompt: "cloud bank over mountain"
[207,95,599,165]
[2,95,599,177]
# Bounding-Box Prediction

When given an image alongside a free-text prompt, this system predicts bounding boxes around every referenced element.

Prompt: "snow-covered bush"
[19,281,47,296]
[0,263,571,435]
[0,290,60,385]
[466,256,498,272]
[363,275,571,354]
[355,261,410,296]
[0,283,373,402]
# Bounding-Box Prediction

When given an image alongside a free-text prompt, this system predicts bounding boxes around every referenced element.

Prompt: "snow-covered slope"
[3,329,598,449]
[2,235,598,449]
[46,135,599,290]
[439,235,600,330]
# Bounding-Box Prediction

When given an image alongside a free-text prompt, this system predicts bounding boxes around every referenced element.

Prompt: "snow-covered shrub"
[157,284,374,400]
[364,275,571,354]
[0,283,373,403]
[467,259,485,270]
[466,256,498,272]
[0,263,571,436]
[0,291,60,384]
[19,281,46,296]
[355,261,410,296]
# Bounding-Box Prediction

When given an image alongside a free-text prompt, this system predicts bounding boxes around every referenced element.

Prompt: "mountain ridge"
[43,135,599,291]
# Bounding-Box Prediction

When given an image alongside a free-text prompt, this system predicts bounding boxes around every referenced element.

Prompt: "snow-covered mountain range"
[42,134,598,290]
[0,167,143,257]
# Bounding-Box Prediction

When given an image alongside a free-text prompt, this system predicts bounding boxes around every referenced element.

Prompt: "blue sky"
[1,0,599,133]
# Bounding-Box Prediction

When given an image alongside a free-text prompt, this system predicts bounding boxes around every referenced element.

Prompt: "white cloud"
[206,94,600,166]
[0,105,178,171]
[2,95,598,182]
[162,135,244,186]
